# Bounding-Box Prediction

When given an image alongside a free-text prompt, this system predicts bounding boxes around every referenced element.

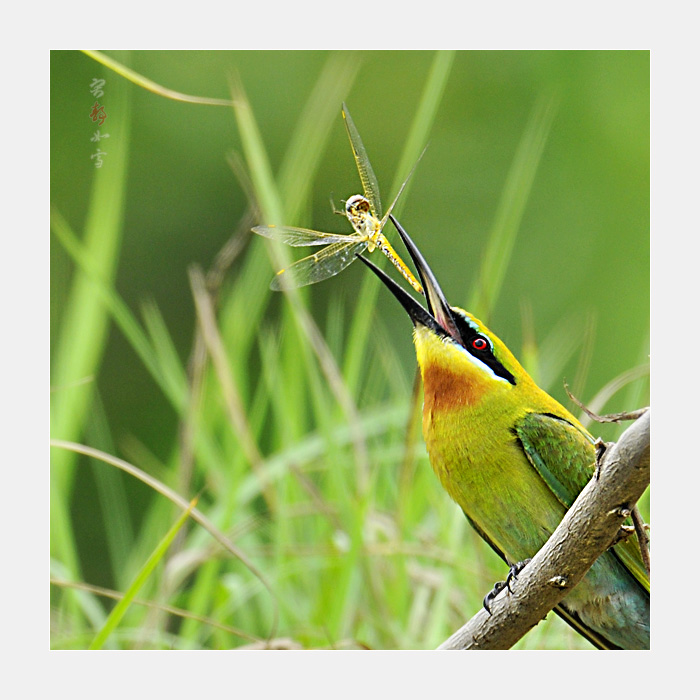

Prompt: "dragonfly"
[252,104,424,294]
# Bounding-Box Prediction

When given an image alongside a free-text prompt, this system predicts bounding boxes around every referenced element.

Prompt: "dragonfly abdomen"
[377,236,424,294]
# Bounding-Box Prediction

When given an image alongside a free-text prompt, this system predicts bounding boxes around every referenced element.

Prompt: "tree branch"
[438,409,650,650]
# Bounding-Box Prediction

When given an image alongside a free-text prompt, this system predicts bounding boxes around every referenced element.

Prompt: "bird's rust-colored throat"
[414,327,491,412]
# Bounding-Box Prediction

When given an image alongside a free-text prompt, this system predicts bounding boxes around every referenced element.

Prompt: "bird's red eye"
[472,337,488,351]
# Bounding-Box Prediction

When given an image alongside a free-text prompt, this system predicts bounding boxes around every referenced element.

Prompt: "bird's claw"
[483,559,532,615]
[483,580,507,615]
[505,558,531,593]
[594,438,611,480]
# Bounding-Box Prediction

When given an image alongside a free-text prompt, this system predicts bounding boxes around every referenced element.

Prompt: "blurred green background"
[50,50,649,650]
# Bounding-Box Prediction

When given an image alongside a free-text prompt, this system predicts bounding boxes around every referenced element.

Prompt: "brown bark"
[438,409,650,650]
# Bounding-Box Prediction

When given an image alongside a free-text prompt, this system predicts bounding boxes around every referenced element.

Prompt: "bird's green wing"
[514,412,649,593]
[514,413,596,509]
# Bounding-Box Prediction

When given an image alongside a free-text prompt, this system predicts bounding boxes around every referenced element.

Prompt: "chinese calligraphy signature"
[89,79,110,167]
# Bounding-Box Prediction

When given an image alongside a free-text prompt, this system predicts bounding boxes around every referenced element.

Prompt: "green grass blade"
[50,55,131,589]
[88,497,198,650]
[53,212,230,497]
[390,50,456,211]
[50,559,108,635]
[279,54,361,216]
[231,73,371,476]
[178,61,363,638]
[467,93,558,319]
[521,304,589,393]
[50,57,131,488]
[84,395,135,588]
[140,299,190,406]
[51,440,275,601]
[51,209,183,411]
[571,312,597,406]
[230,73,284,224]
[83,50,235,107]
[343,50,455,394]
[222,51,359,366]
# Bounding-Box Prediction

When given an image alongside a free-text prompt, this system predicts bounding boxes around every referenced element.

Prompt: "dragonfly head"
[345,194,371,217]
[345,194,376,239]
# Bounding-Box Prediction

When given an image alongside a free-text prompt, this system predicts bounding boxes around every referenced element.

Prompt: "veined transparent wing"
[270,240,368,290]
[255,105,425,292]
[252,225,359,247]
[343,103,427,237]
[342,103,382,219]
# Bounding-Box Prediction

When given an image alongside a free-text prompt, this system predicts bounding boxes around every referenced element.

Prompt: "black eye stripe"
[451,310,516,385]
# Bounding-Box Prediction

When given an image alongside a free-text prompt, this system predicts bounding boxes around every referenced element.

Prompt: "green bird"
[358,215,650,650]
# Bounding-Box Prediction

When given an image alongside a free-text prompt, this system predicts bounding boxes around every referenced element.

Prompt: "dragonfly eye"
[345,194,371,215]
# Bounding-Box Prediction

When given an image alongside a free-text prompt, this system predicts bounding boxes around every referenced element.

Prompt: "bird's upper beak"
[357,215,462,344]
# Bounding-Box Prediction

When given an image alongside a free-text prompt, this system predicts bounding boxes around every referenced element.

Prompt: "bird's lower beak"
[357,216,461,343]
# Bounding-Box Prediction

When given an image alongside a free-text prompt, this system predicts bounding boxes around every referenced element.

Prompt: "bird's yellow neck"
[413,312,583,429]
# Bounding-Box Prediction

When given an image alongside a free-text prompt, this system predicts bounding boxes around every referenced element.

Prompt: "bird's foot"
[505,558,532,593]
[594,438,611,480]
[482,559,532,615]
[483,581,507,615]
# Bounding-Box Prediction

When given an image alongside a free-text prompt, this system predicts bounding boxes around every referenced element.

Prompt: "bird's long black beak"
[357,253,444,336]
[388,215,461,341]
[357,216,461,343]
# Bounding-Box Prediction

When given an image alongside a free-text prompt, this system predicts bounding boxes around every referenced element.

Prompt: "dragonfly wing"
[270,241,368,290]
[342,103,383,220]
[252,225,356,247]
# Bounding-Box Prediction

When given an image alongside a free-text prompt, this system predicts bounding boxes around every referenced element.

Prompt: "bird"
[357,214,650,650]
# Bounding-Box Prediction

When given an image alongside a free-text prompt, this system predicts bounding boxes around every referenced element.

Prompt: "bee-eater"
[358,215,650,650]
